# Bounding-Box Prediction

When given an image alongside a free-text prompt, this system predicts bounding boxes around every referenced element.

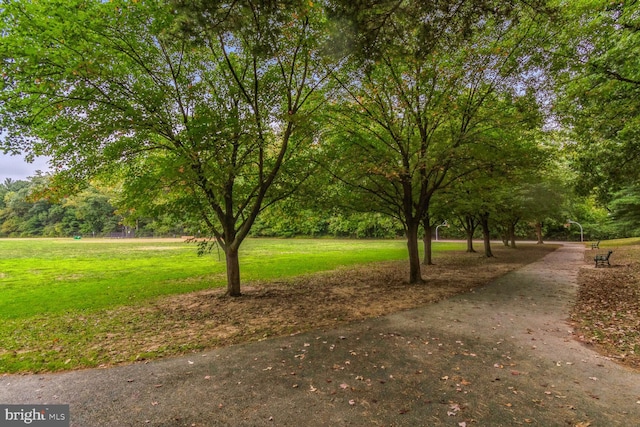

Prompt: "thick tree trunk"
[480,213,494,258]
[407,222,424,283]
[422,225,433,265]
[225,247,242,297]
[535,221,544,244]
[466,234,476,252]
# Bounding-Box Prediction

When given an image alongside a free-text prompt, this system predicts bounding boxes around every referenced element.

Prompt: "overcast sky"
[0,152,51,182]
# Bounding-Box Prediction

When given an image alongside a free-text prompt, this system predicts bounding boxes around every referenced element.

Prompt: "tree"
[554,1,640,203]
[324,1,554,281]
[1,0,335,296]
[607,184,640,237]
[68,188,118,236]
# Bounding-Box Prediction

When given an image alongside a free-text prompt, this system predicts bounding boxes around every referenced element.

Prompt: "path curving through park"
[2,243,639,426]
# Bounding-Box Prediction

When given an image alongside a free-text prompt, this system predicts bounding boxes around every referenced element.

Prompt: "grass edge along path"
[0,240,557,374]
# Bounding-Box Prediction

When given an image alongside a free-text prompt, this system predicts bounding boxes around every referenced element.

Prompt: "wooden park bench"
[591,240,600,249]
[594,250,613,267]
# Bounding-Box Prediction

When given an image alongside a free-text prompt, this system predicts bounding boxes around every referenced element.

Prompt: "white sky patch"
[0,152,51,181]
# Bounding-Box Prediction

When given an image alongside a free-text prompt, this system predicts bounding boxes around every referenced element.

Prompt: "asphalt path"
[2,243,639,426]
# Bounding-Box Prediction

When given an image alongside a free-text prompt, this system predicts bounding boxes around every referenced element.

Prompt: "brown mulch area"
[98,244,557,366]
[572,245,640,370]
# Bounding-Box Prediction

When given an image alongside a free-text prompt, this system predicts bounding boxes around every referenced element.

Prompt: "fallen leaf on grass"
[448,403,461,416]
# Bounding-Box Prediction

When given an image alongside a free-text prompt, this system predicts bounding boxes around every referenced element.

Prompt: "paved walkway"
[2,243,639,426]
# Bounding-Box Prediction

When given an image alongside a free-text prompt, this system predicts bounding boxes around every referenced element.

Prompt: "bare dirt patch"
[572,245,640,370]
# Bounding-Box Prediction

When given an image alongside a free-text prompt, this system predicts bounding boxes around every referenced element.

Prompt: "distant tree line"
[3,172,635,244]
[1,175,405,239]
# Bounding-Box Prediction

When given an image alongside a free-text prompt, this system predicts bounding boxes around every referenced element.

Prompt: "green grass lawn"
[0,237,464,320]
[0,237,466,372]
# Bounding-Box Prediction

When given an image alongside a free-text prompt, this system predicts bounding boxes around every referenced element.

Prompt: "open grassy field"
[1,237,473,372]
[0,238,462,320]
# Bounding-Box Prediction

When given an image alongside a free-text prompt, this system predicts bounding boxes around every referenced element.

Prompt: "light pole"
[435,220,448,241]
[567,219,584,242]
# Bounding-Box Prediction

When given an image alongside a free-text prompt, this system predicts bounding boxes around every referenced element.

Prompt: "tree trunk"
[466,234,476,252]
[463,215,477,253]
[509,225,516,249]
[422,225,433,265]
[509,222,517,248]
[535,221,544,244]
[480,213,494,258]
[225,247,242,297]
[407,222,424,283]
[501,231,509,246]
